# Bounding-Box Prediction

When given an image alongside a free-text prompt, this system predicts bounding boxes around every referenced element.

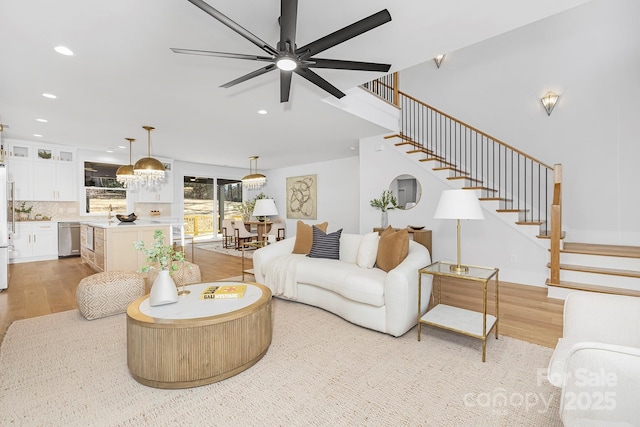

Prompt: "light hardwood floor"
[0,247,565,348]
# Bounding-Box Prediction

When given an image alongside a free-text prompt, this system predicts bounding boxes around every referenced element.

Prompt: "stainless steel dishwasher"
[58,222,81,257]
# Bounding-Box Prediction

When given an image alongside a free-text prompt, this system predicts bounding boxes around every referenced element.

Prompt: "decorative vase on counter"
[149,269,179,306]
[381,210,388,228]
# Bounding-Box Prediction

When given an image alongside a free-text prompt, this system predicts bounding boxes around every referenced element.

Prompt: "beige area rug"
[196,241,254,258]
[0,299,562,426]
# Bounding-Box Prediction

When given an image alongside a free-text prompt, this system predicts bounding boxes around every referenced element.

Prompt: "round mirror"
[389,174,421,210]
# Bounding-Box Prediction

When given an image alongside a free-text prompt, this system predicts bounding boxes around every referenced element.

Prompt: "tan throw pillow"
[292,221,328,254]
[376,227,409,272]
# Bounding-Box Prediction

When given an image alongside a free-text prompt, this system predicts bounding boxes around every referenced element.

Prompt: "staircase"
[362,73,640,298]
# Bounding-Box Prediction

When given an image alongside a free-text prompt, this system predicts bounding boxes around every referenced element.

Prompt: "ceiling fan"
[172,0,392,102]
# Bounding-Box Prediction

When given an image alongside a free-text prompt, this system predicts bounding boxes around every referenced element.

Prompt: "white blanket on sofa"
[264,254,305,299]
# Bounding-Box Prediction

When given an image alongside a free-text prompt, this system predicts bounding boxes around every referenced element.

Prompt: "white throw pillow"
[356,232,380,269]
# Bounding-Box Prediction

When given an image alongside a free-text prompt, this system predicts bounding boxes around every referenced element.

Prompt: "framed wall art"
[286,174,317,219]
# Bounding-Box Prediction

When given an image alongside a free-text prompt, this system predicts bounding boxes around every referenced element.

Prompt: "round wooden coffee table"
[126,281,272,389]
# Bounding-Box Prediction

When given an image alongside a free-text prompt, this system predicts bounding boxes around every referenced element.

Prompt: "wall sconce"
[541,91,559,116]
[433,54,446,69]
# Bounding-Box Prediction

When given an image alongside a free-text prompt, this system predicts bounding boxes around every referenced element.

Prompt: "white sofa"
[547,291,640,426]
[253,233,432,337]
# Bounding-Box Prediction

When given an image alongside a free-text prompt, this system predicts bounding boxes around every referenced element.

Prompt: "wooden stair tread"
[546,279,640,298]
[515,221,545,226]
[496,209,527,213]
[547,262,640,278]
[479,197,512,203]
[464,186,497,192]
[538,231,566,239]
[421,158,456,167]
[562,242,640,259]
[433,167,468,174]
[447,176,483,183]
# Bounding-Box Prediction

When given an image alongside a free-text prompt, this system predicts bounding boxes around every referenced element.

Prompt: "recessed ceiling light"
[54,46,74,56]
[258,110,268,115]
[106,149,114,153]
[36,118,48,123]
[33,134,43,138]
[117,145,126,149]
[42,93,57,99]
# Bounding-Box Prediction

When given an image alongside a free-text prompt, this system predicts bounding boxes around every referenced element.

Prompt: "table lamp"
[252,199,278,221]
[434,189,484,273]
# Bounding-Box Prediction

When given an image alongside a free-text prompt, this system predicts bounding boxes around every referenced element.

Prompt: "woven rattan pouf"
[76,271,145,320]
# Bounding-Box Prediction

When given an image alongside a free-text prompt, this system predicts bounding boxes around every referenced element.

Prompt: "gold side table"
[418,261,499,362]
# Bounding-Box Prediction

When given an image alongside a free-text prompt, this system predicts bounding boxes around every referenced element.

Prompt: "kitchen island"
[80,220,179,273]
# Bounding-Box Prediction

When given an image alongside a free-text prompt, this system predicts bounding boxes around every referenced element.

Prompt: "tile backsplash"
[13,201,80,220]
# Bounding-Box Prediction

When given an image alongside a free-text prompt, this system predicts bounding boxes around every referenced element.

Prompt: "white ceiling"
[0,0,591,170]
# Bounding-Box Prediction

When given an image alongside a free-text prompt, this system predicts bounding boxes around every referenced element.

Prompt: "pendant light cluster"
[242,156,267,190]
[115,138,139,190]
[115,125,166,191]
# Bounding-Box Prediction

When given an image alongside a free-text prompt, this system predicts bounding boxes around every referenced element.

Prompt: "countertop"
[82,219,182,228]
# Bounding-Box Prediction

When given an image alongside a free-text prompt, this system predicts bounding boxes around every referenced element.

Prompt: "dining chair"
[233,221,258,250]
[221,219,236,249]
[265,218,286,242]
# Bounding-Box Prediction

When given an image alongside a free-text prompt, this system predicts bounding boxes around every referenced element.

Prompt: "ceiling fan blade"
[280,70,293,103]
[296,9,391,59]
[220,64,277,88]
[171,48,273,62]
[294,68,345,99]
[307,58,391,72]
[279,0,298,53]
[187,0,278,56]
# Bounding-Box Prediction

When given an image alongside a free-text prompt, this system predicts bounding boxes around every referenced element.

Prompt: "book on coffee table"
[200,285,220,300]
[199,284,247,299]
[213,285,247,299]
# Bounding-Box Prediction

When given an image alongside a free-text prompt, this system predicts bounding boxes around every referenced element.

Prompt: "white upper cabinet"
[6,140,77,201]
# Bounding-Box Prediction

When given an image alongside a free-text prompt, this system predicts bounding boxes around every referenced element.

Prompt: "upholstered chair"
[548,292,640,426]
[233,221,258,250]
[222,219,236,249]
[265,218,286,242]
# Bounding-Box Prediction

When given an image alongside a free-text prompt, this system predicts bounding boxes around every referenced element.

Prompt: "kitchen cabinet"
[9,222,58,263]
[32,143,77,201]
[6,140,77,201]
[6,141,33,200]
[81,223,170,272]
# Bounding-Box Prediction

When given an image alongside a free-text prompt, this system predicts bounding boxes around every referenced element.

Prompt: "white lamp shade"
[252,199,278,217]
[434,189,484,220]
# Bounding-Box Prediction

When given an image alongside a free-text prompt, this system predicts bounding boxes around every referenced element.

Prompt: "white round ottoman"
[76,271,145,320]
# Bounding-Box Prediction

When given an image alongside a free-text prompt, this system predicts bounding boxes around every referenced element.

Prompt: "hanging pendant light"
[134,125,165,189]
[116,138,139,191]
[242,156,267,190]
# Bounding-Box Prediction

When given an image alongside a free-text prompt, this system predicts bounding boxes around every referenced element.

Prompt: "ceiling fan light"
[276,57,297,71]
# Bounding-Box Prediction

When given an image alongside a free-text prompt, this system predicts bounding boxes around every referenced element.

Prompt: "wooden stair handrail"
[550,165,563,284]
[398,90,554,171]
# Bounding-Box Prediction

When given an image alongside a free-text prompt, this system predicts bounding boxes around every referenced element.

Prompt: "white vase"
[149,269,179,306]
[381,210,388,228]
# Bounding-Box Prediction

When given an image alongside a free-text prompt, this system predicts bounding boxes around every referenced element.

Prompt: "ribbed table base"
[126,283,272,389]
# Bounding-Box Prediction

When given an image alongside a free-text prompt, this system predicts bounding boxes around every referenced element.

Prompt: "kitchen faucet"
[108,204,113,220]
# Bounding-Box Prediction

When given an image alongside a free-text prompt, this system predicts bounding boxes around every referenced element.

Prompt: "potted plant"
[15,202,33,221]
[133,229,185,306]
[369,190,399,228]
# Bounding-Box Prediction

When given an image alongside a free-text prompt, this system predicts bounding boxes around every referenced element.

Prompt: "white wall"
[359,134,549,286]
[399,0,640,245]
[256,157,361,236]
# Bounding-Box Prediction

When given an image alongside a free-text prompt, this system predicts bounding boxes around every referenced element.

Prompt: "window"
[84,162,127,214]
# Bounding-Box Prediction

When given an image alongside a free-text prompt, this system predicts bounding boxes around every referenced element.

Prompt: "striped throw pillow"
[307,226,343,260]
